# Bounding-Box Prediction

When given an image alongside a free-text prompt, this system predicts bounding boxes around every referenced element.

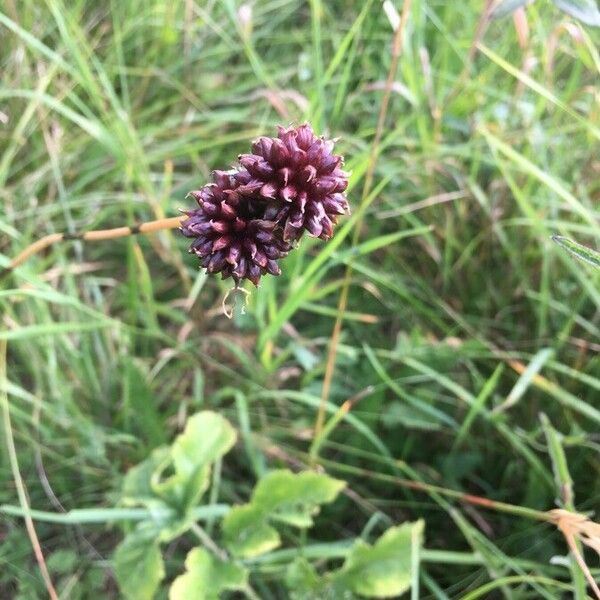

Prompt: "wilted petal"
[296,123,315,149]
[253,248,268,268]
[261,182,277,199]
[208,251,226,272]
[211,220,229,233]
[226,244,241,266]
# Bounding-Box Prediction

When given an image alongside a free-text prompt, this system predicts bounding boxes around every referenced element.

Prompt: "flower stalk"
[2,215,184,278]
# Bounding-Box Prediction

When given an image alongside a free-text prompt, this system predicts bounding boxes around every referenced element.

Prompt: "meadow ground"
[1,1,599,598]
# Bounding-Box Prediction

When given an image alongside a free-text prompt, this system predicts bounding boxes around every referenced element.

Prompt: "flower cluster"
[181,124,349,286]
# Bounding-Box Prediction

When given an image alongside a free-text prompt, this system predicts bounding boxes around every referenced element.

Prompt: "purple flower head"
[237,123,350,242]
[181,170,291,286]
[182,124,350,285]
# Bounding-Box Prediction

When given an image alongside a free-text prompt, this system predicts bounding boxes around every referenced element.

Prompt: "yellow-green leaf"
[169,547,247,600]
[114,529,165,600]
[223,470,345,558]
[337,521,424,598]
[222,504,280,559]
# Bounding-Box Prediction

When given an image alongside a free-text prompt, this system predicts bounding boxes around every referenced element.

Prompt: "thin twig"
[0,341,59,600]
[190,522,228,561]
[3,215,184,276]
[313,0,413,454]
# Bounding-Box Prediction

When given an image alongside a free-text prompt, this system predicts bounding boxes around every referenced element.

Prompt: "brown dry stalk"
[1,341,59,600]
[3,215,184,276]
[313,0,413,450]
[331,458,600,593]
[551,509,600,599]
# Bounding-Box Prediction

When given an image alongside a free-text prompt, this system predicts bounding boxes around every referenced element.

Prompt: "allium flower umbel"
[238,123,350,242]
[181,124,349,286]
[181,171,291,286]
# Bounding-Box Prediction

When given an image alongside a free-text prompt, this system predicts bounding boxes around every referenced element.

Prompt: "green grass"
[1,0,599,598]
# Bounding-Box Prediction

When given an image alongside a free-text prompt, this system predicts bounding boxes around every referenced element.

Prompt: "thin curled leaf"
[552,0,600,25]
[552,235,600,269]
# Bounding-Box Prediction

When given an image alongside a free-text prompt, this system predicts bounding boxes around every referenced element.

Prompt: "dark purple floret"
[237,123,350,242]
[181,170,291,286]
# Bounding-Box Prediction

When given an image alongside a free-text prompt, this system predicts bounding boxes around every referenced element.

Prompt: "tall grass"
[1,0,599,597]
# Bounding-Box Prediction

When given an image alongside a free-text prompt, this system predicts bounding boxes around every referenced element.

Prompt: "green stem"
[461,575,574,600]
[0,503,231,524]
[1,342,59,600]
[318,458,552,523]
[190,522,227,560]
[245,542,590,576]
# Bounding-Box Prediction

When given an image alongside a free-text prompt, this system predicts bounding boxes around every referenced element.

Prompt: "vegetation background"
[1,0,599,598]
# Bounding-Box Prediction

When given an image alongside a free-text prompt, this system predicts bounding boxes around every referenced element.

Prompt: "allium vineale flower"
[181,171,291,286]
[238,123,349,242]
[181,124,349,286]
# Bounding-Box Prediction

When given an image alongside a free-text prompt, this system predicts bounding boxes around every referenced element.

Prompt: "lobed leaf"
[336,521,424,598]
[223,470,346,558]
[121,411,236,533]
[169,547,247,600]
[222,504,281,559]
[113,528,165,600]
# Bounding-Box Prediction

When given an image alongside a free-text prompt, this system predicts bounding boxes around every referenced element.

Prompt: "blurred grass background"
[1,0,599,597]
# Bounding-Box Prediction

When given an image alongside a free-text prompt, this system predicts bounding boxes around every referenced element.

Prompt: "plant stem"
[190,522,228,561]
[0,503,231,524]
[0,341,59,600]
[317,458,553,523]
[313,0,413,456]
[4,215,184,274]
[190,522,262,600]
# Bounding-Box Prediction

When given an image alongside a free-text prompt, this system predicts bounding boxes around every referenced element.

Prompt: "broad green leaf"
[552,0,600,25]
[165,411,236,509]
[223,470,345,558]
[552,235,600,269]
[336,521,424,598]
[113,528,165,600]
[253,470,346,527]
[121,412,236,541]
[222,504,281,558]
[121,447,190,540]
[172,411,237,477]
[169,547,247,600]
[285,557,346,600]
[122,447,170,504]
[286,557,322,591]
